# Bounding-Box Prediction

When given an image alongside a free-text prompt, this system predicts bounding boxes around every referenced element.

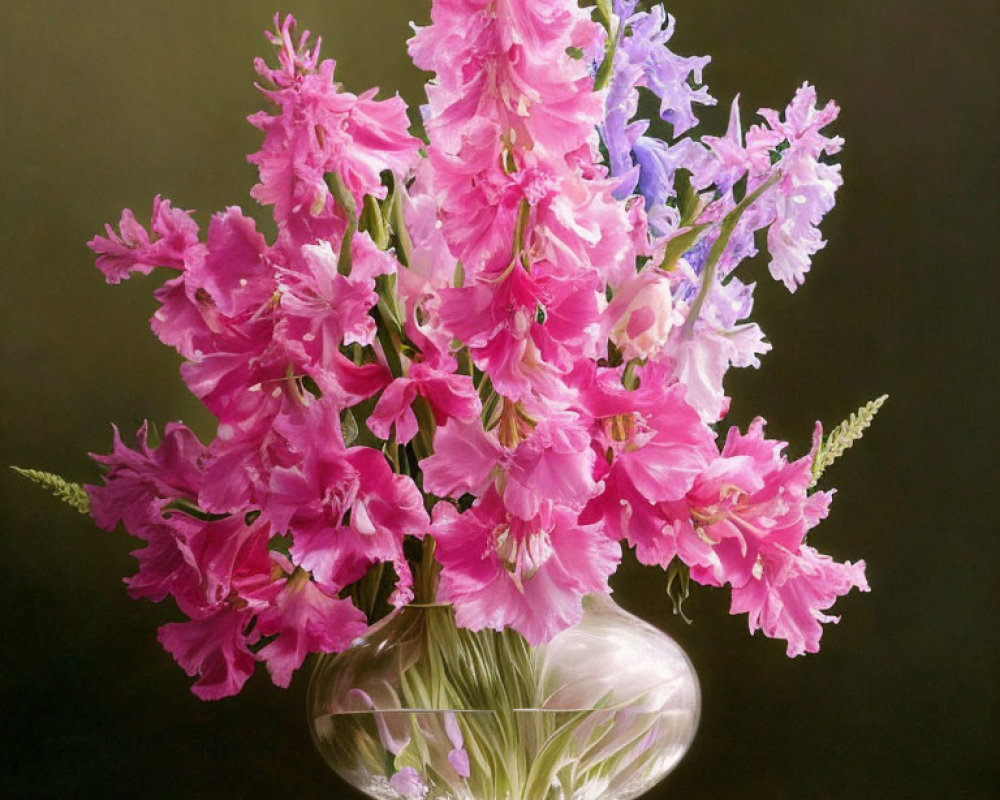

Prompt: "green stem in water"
[413,536,442,605]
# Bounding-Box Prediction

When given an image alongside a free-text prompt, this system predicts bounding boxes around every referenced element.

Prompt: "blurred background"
[1,0,996,797]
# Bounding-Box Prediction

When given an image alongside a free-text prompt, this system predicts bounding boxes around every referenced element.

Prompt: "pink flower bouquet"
[19,1,884,796]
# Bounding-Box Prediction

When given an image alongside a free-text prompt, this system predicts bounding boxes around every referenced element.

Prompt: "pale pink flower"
[666,316,771,422]
[444,712,472,778]
[389,767,428,799]
[604,269,678,361]
[759,83,843,291]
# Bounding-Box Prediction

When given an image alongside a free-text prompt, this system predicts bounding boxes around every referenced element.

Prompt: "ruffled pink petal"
[157,608,258,700]
[257,574,368,687]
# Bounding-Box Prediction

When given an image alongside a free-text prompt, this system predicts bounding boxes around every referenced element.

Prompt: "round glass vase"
[308,595,699,800]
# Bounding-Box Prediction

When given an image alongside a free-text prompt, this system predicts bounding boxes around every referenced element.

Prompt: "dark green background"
[1,1,996,797]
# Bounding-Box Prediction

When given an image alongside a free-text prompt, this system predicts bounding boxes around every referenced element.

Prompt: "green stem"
[326,172,357,276]
[387,176,415,268]
[593,0,617,91]
[413,536,441,605]
[360,194,389,249]
[512,198,531,266]
[411,395,437,462]
[682,171,781,336]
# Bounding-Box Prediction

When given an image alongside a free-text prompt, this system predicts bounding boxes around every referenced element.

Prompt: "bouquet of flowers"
[19,1,883,797]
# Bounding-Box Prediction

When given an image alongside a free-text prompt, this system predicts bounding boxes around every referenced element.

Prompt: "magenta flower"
[432,490,620,645]
[265,399,427,601]
[368,355,480,445]
[88,195,203,284]
[249,15,421,244]
[158,608,259,701]
[256,570,368,687]
[87,422,205,532]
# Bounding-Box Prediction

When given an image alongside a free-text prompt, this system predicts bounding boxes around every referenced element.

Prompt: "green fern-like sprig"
[811,394,888,485]
[11,467,91,514]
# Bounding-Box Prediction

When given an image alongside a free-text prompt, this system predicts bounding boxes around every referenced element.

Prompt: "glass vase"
[308,594,699,800]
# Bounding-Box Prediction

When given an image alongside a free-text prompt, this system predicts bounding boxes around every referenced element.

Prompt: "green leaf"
[359,194,389,249]
[325,172,357,275]
[665,558,693,623]
[673,168,700,226]
[595,0,614,27]
[341,407,359,446]
[657,222,709,273]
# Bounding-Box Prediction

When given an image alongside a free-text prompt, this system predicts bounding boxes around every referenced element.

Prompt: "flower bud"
[606,270,676,361]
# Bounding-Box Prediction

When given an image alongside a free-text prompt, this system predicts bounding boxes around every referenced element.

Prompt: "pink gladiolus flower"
[88,196,203,284]
[423,408,599,520]
[439,265,600,400]
[409,0,602,163]
[265,399,427,601]
[184,207,275,319]
[432,490,620,645]
[86,422,205,533]
[578,366,717,570]
[730,543,869,657]
[368,356,480,445]
[249,15,421,244]
[256,570,368,687]
[669,419,868,653]
[277,234,395,359]
[158,608,259,701]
